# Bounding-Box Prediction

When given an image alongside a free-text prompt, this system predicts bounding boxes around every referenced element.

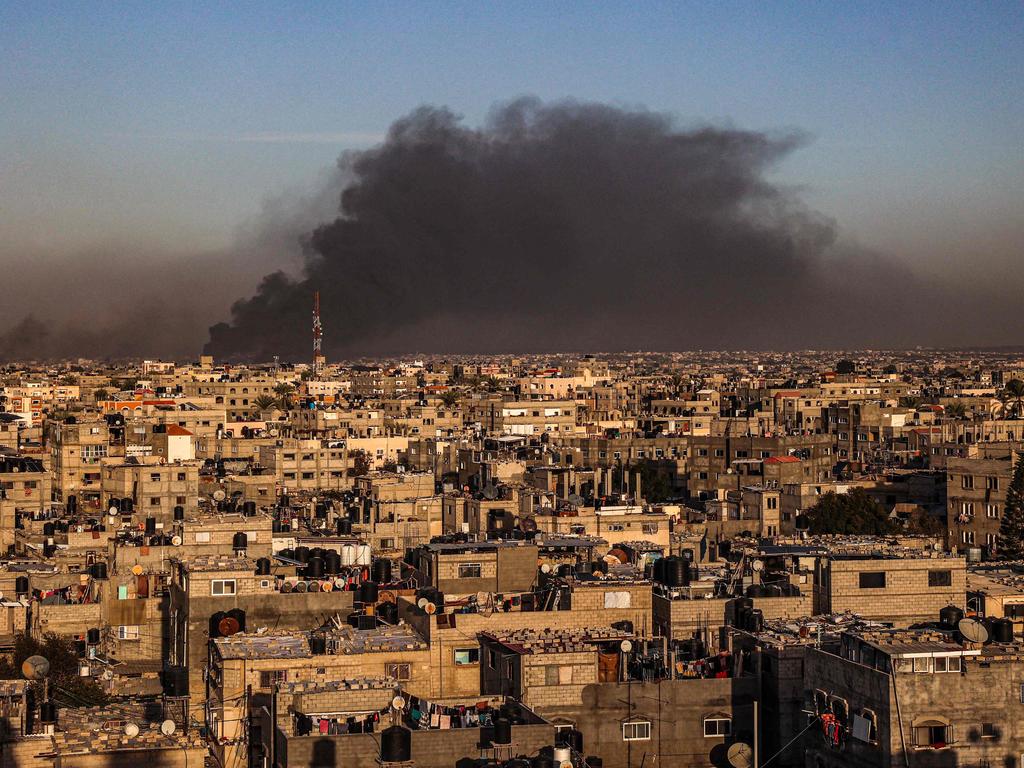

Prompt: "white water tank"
[356,544,372,566]
[341,544,356,566]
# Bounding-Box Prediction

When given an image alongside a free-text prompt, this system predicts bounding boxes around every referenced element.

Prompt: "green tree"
[943,401,967,420]
[273,383,296,408]
[835,359,856,375]
[1000,379,1024,419]
[253,394,278,413]
[804,489,895,535]
[348,450,372,477]
[93,388,109,402]
[997,455,1024,560]
[898,396,921,409]
[0,633,108,707]
[440,390,461,408]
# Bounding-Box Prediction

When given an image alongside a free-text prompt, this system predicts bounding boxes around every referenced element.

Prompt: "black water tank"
[87,627,100,645]
[279,548,294,560]
[145,517,156,535]
[39,702,57,724]
[90,562,108,580]
[719,540,732,559]
[492,717,512,745]
[173,505,185,521]
[43,522,55,537]
[305,557,324,578]
[67,496,77,513]
[294,546,310,564]
[309,634,327,655]
[360,580,379,604]
[315,503,328,518]
[531,755,554,768]
[940,605,965,629]
[372,559,392,584]
[381,725,412,763]
[122,497,134,512]
[992,618,1015,644]
[15,576,29,595]
[377,601,398,624]
[663,556,690,587]
[272,519,284,533]
[337,519,352,535]
[653,557,666,583]
[280,494,290,507]
[585,758,603,768]
[325,548,342,573]
[209,611,228,638]
[592,560,608,575]
[243,501,257,516]
[794,515,810,531]
[232,532,248,551]
[256,558,272,576]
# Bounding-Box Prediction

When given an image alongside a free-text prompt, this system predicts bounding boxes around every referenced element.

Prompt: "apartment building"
[945,444,1021,558]
[258,438,351,492]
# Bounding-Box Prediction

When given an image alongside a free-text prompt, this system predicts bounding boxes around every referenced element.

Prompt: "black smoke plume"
[208,97,868,359]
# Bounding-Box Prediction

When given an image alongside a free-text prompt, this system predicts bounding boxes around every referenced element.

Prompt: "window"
[150,473,162,482]
[385,663,411,681]
[177,472,186,481]
[622,720,651,741]
[962,475,975,490]
[259,670,287,687]
[912,657,931,673]
[982,722,997,738]
[458,563,482,579]
[546,665,560,685]
[118,625,140,640]
[987,504,1001,518]
[912,720,953,748]
[934,655,960,673]
[987,476,1000,491]
[195,532,210,543]
[928,570,952,587]
[211,579,236,596]
[454,648,479,665]
[150,497,161,506]
[703,716,731,737]
[859,572,886,589]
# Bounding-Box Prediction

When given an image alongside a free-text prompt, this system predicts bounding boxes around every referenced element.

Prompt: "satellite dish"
[959,618,989,644]
[540,563,551,574]
[482,485,498,500]
[124,722,139,737]
[269,428,279,437]
[131,565,144,576]
[109,506,118,516]
[21,655,50,680]
[171,535,182,547]
[728,742,754,768]
[568,493,584,506]
[751,560,764,572]
[218,616,241,637]
[213,490,226,502]
[417,597,429,609]
[619,639,633,653]
[160,719,176,736]
[102,669,114,681]
[424,602,437,615]
[391,696,406,711]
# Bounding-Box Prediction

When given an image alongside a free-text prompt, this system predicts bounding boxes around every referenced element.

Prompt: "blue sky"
[2,1,1022,275]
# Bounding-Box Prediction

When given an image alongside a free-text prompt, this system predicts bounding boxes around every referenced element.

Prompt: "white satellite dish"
[751,560,764,572]
[416,597,429,609]
[124,722,139,737]
[540,563,551,574]
[171,535,182,547]
[21,655,50,680]
[109,506,118,516]
[391,696,406,711]
[160,719,176,736]
[728,742,754,768]
[213,490,226,502]
[102,669,114,681]
[959,618,989,644]
[619,639,633,653]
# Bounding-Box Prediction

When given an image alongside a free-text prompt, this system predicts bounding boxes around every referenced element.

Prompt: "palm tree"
[273,383,295,409]
[898,396,921,409]
[253,394,278,415]
[944,401,967,420]
[440,390,461,408]
[1001,379,1024,419]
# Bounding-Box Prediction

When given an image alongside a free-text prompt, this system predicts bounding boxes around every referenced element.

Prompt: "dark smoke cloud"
[209,97,984,360]
[206,99,817,358]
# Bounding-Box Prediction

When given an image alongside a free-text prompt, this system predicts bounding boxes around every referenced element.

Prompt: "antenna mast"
[312,290,324,377]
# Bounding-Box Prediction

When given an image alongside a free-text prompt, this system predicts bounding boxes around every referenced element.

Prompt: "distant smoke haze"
[1,98,1020,362]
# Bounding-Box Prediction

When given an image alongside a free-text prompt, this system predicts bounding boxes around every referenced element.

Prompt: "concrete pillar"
[634,472,642,502]
[603,468,613,496]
